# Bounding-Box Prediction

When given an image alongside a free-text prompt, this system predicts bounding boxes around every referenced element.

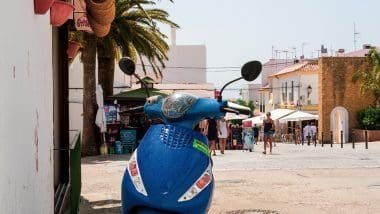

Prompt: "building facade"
[241,83,261,104]
[268,61,319,113]
[246,59,294,113]
[318,57,375,143]
[0,2,55,212]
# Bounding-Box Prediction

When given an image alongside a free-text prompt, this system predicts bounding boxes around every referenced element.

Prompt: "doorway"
[330,106,349,143]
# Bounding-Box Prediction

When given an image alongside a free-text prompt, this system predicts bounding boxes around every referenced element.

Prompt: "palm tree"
[81,32,99,156]
[98,0,179,97]
[80,0,178,156]
[235,99,255,112]
[352,49,380,106]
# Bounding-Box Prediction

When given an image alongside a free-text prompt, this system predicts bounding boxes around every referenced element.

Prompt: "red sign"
[73,0,93,33]
[214,90,221,99]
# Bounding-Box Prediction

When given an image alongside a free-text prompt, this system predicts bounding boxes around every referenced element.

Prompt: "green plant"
[233,99,255,112]
[68,31,85,44]
[352,49,380,106]
[357,106,380,130]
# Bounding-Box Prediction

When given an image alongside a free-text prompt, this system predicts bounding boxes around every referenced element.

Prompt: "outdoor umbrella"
[279,110,318,123]
[96,85,108,155]
[95,84,107,133]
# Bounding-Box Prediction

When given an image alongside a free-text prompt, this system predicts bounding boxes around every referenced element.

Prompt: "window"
[282,82,287,103]
[289,81,294,103]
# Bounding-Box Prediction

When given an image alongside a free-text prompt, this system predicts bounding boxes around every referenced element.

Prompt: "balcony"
[274,103,318,111]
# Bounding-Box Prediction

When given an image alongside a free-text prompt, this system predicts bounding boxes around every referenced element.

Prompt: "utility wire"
[135,61,298,71]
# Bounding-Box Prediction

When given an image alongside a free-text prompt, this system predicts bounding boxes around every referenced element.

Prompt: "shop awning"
[279,110,318,123]
[110,88,169,101]
[269,108,294,120]
[242,108,294,127]
[242,115,265,127]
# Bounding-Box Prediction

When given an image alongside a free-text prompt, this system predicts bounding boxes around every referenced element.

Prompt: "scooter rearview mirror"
[241,60,262,82]
[119,57,136,76]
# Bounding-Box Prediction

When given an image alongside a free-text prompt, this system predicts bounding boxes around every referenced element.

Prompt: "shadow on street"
[79,197,122,214]
[82,154,131,165]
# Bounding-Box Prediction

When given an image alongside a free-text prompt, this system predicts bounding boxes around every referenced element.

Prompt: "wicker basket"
[87,0,115,25]
[85,0,113,11]
[87,15,111,37]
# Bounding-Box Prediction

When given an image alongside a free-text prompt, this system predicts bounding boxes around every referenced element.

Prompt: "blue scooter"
[118,58,262,214]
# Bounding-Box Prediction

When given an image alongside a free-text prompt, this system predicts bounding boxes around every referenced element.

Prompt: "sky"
[154,0,380,98]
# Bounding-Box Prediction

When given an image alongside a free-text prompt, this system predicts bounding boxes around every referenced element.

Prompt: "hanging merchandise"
[73,0,93,32]
[34,0,55,14]
[50,0,74,27]
[85,0,115,37]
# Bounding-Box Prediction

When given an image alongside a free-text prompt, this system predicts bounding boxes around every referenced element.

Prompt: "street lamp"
[307,85,312,105]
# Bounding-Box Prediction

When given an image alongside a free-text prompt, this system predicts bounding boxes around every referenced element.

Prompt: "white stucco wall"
[241,83,261,103]
[0,1,53,213]
[160,45,206,84]
[271,74,318,106]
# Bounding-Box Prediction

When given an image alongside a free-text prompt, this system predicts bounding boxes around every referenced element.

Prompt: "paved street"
[79,142,380,214]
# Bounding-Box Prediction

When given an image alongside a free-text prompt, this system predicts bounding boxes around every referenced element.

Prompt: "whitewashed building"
[265,60,319,113]
[243,59,294,112]
[0,1,68,212]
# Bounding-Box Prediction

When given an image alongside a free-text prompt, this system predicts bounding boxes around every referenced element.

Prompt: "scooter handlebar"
[221,102,252,116]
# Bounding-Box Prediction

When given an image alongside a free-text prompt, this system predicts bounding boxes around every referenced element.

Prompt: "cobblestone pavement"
[79,142,380,214]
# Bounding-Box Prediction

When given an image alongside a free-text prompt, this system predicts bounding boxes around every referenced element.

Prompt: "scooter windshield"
[161,93,197,119]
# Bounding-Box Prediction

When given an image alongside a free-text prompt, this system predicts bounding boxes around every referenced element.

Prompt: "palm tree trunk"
[97,41,115,97]
[81,32,98,156]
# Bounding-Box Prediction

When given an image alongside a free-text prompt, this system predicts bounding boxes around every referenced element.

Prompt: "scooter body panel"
[122,124,213,214]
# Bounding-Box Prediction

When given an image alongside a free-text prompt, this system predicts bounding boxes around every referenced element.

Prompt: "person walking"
[218,117,228,154]
[294,124,301,145]
[243,127,254,152]
[253,124,259,145]
[310,122,317,143]
[303,122,312,145]
[205,118,218,156]
[263,112,275,155]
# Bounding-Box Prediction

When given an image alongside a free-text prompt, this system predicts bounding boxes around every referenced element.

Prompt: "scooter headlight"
[128,151,148,196]
[178,163,212,202]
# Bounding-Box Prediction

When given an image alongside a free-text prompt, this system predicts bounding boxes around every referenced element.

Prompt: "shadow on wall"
[79,197,121,214]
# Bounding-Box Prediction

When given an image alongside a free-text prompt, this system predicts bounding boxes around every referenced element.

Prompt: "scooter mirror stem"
[133,73,151,98]
[217,77,243,102]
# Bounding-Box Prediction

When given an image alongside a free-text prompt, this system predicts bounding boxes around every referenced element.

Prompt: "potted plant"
[50,0,74,27]
[68,31,84,59]
[34,0,54,14]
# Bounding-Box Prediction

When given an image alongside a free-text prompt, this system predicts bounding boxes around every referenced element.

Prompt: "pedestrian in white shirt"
[310,122,317,142]
[303,122,312,143]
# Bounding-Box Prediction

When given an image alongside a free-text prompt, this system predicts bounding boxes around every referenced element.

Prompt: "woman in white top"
[218,117,228,154]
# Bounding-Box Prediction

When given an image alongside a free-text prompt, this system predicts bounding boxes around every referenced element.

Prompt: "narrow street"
[79,142,380,214]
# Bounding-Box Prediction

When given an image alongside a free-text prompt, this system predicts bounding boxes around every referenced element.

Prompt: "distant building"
[261,59,295,86]
[342,44,378,57]
[241,83,261,105]
[318,57,375,143]
[266,60,319,113]
[115,28,207,85]
[1,2,71,213]
[245,58,294,112]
